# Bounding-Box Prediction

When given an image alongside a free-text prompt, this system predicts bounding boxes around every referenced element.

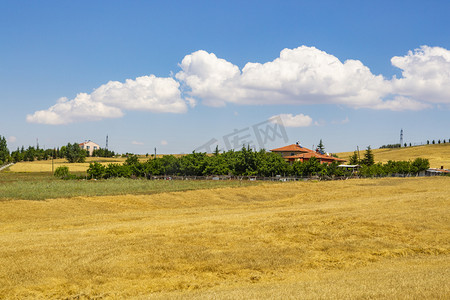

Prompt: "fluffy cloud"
[27,75,187,125]
[391,46,450,104]
[176,46,390,108]
[270,113,313,127]
[176,50,240,107]
[26,94,124,125]
[91,75,187,113]
[27,45,450,125]
[177,45,450,111]
[372,96,430,111]
[7,136,17,143]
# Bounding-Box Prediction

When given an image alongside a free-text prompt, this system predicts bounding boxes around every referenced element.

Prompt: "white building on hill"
[79,140,100,156]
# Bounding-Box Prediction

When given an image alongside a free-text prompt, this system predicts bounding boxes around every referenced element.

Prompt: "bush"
[87,162,106,179]
[54,166,70,179]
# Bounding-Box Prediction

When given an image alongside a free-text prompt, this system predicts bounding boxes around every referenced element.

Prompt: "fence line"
[142,171,445,182]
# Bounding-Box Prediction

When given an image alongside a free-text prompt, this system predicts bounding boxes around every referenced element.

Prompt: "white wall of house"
[79,141,100,156]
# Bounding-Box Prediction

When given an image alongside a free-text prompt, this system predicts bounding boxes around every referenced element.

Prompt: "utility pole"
[154,147,156,159]
[106,134,109,150]
[357,146,361,162]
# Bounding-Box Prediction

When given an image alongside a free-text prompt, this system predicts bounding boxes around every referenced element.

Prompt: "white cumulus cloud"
[26,94,124,125]
[176,45,450,111]
[176,46,390,109]
[372,96,430,111]
[270,113,313,127]
[27,45,450,125]
[391,45,450,104]
[27,75,188,125]
[91,75,187,113]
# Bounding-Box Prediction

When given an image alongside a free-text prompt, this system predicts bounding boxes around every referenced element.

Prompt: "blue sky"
[1,0,449,154]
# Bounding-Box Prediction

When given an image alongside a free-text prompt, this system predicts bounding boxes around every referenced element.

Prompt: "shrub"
[54,166,70,179]
[87,162,106,179]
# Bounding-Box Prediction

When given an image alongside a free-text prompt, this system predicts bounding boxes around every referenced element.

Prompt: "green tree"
[24,146,36,161]
[0,135,9,164]
[317,139,325,153]
[213,145,220,156]
[11,147,23,163]
[65,143,86,163]
[362,146,375,166]
[54,166,70,179]
[411,158,430,174]
[87,162,106,179]
[303,157,321,176]
[348,151,359,165]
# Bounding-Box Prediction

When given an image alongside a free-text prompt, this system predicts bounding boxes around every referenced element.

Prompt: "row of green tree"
[427,139,448,145]
[380,139,449,149]
[0,136,114,164]
[85,146,431,180]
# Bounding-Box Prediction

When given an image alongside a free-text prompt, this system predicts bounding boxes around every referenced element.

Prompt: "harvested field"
[337,143,450,168]
[8,157,127,173]
[7,156,186,173]
[0,177,448,299]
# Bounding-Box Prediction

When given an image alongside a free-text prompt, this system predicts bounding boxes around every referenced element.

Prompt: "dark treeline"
[86,146,431,180]
[380,139,449,149]
[380,143,401,149]
[3,142,114,163]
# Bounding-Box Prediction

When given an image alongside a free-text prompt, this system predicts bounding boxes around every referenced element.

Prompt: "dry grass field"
[8,157,127,173]
[337,143,450,168]
[0,177,449,299]
[8,155,187,173]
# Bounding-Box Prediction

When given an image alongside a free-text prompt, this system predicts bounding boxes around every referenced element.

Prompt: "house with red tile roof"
[271,143,346,165]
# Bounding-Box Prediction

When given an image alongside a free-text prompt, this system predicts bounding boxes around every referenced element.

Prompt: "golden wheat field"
[0,177,449,299]
[7,157,127,173]
[8,155,187,173]
[337,143,450,168]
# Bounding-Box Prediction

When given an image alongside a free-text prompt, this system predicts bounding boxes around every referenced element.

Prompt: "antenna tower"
[106,134,109,150]
[400,129,403,147]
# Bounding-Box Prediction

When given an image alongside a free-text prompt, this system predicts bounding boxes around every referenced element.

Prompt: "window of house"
[87,146,90,150]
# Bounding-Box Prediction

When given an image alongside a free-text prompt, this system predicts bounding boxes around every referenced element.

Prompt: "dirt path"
[0,163,14,172]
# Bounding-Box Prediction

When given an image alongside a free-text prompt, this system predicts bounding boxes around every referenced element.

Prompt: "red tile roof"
[271,144,346,162]
[270,144,313,153]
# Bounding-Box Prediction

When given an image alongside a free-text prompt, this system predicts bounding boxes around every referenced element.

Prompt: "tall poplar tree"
[0,135,10,164]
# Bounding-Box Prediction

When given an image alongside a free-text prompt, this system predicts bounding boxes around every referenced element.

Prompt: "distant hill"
[337,143,450,169]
